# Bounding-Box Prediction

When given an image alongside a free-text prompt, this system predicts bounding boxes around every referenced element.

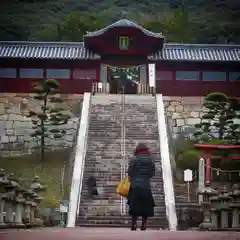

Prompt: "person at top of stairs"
[127,143,155,231]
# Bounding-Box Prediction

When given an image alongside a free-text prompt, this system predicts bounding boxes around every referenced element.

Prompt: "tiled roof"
[85,19,164,39]
[0,41,239,62]
[0,42,100,60]
[149,44,240,62]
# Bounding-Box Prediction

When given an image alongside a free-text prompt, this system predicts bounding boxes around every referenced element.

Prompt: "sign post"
[198,158,205,204]
[148,64,156,87]
[184,169,193,202]
[59,200,69,227]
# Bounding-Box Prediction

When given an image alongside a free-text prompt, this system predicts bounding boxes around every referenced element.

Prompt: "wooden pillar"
[100,64,108,92]
[205,155,211,185]
[139,65,147,84]
[146,64,149,84]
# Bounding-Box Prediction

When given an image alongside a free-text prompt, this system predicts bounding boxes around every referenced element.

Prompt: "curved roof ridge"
[85,19,164,38]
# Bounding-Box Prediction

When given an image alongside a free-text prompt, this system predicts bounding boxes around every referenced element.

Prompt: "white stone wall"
[0,93,83,157]
[164,96,207,139]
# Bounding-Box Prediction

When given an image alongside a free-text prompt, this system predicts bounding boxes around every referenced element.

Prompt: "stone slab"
[0,228,239,240]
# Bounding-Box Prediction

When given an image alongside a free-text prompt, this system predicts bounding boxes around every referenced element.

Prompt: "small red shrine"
[194,144,240,185]
[0,19,239,95]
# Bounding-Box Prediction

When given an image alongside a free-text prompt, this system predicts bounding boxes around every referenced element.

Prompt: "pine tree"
[194,92,240,144]
[29,79,71,161]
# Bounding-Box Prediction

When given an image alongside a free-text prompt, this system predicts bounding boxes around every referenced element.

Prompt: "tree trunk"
[40,94,47,161]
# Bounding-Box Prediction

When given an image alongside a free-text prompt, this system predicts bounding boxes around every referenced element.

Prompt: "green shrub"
[205,92,228,102]
[177,149,202,170]
[204,139,225,145]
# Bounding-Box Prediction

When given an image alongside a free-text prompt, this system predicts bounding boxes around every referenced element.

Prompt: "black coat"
[127,154,156,217]
[128,154,155,190]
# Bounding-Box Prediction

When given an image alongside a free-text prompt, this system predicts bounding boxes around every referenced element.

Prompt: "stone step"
[76,216,168,229]
[91,95,155,102]
[79,97,166,223]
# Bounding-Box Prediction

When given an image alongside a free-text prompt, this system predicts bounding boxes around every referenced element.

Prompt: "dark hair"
[134,143,150,156]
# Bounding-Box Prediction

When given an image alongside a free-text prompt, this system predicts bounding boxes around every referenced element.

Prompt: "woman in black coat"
[127,143,155,231]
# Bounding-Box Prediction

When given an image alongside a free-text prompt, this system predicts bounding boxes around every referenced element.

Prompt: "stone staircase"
[76,94,168,229]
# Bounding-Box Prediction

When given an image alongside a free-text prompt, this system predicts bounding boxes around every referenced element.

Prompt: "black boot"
[141,216,147,231]
[131,216,137,231]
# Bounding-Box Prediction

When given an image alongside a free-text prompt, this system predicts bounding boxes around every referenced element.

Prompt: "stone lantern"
[29,176,46,192]
[217,185,232,229]
[209,194,221,230]
[22,189,35,227]
[0,169,9,228]
[29,176,46,226]
[7,173,26,227]
[30,191,38,226]
[229,184,240,229]
[14,182,26,228]
[4,173,21,227]
[198,186,218,230]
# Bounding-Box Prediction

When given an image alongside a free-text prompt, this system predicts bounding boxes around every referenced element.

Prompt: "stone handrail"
[165,116,177,176]
[67,103,83,188]
[156,94,177,231]
[66,92,91,228]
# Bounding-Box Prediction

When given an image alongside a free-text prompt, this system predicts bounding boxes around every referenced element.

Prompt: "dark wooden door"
[109,78,119,94]
[121,79,137,94]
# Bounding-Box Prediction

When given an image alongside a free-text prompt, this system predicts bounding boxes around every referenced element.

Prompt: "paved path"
[0,228,239,240]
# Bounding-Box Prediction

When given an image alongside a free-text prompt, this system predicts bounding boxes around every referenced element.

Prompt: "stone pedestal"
[5,202,14,225]
[220,210,228,229]
[14,187,26,227]
[0,200,6,228]
[217,186,232,230]
[232,208,239,228]
[29,176,46,227]
[229,184,240,229]
[0,169,8,228]
[30,206,36,225]
[211,210,218,229]
[14,203,24,227]
[24,204,31,223]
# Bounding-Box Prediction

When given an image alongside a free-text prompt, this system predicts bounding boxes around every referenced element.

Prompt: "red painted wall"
[0,78,94,94]
[156,81,240,96]
[0,59,97,93]
[0,58,239,96]
[155,61,240,96]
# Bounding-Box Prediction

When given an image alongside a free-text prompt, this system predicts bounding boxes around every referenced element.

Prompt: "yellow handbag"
[116,177,130,198]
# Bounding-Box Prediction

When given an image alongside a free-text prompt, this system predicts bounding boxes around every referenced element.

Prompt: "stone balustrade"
[0,169,46,229]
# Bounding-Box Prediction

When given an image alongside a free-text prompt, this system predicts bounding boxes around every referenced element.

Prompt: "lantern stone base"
[199,221,215,230]
[0,222,7,229]
[14,222,26,228]
[35,218,44,227]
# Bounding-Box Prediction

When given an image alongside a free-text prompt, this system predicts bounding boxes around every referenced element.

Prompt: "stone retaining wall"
[163,96,206,139]
[0,93,83,157]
